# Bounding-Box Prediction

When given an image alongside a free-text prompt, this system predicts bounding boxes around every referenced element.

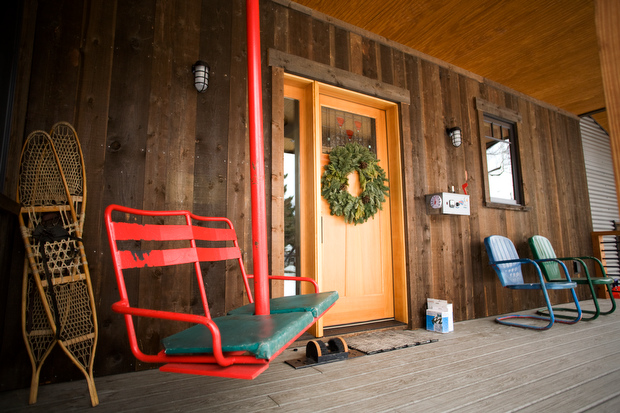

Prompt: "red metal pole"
[246,0,270,315]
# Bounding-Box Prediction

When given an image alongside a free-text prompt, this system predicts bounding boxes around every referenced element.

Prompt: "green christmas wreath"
[321,143,389,225]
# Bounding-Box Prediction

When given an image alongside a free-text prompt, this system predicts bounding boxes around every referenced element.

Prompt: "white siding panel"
[581,116,619,277]
[580,117,619,231]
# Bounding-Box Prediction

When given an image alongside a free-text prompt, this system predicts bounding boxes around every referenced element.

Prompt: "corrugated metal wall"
[581,116,619,230]
[580,116,619,277]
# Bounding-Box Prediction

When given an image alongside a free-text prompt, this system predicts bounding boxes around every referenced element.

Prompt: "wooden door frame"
[273,72,408,336]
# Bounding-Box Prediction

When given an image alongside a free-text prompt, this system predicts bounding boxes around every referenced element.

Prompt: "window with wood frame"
[476,98,525,208]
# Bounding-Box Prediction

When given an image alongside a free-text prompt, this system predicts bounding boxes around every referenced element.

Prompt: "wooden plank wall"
[263,1,592,328]
[2,0,255,389]
[1,0,593,387]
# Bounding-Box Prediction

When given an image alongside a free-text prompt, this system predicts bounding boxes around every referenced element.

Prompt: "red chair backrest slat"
[105,205,254,325]
[115,246,242,270]
[111,222,238,242]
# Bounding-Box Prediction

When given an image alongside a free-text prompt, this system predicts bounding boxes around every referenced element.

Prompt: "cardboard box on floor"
[426,298,453,333]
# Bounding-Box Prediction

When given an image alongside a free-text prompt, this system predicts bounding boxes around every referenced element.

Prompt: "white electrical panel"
[426,192,470,216]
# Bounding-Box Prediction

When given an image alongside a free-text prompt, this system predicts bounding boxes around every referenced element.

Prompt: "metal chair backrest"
[484,235,525,286]
[528,235,564,281]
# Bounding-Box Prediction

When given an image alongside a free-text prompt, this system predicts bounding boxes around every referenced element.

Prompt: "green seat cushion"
[162,312,314,360]
[227,291,339,318]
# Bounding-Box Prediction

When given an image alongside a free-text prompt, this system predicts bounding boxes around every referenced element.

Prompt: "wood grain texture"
[270,67,285,297]
[1,302,618,412]
[267,49,411,104]
[224,0,250,314]
[24,0,82,128]
[1,0,597,386]
[403,54,433,325]
[595,0,620,217]
[6,0,38,197]
[293,0,605,128]
[75,0,120,378]
[102,0,158,375]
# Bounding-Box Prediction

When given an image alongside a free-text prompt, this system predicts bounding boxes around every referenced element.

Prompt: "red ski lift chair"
[484,235,582,330]
[105,0,338,380]
[105,204,338,379]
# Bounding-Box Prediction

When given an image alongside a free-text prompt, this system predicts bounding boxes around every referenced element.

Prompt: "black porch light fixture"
[447,126,462,147]
[192,60,209,93]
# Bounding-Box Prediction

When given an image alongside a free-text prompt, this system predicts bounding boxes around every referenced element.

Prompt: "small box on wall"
[425,192,470,216]
[426,298,453,333]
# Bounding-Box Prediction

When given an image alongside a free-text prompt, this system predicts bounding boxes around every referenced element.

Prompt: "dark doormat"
[346,329,437,355]
[285,330,437,369]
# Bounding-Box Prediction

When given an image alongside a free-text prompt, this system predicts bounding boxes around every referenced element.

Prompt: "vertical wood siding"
[1,0,593,385]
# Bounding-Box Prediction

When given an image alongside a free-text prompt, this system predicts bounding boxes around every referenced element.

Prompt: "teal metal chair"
[484,235,582,330]
[528,235,616,321]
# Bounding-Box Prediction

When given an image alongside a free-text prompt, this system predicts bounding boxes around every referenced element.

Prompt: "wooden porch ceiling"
[294,0,609,131]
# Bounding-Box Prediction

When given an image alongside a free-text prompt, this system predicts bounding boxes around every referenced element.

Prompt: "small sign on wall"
[426,192,470,216]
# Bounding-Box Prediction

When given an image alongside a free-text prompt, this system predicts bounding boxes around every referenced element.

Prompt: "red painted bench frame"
[104,0,333,380]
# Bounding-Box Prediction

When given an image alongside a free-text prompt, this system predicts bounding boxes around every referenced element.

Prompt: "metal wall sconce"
[447,126,462,147]
[192,61,209,93]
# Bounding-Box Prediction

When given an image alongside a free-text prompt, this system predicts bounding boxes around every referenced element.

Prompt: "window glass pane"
[484,116,518,204]
[321,106,376,154]
[283,98,300,296]
[486,138,515,203]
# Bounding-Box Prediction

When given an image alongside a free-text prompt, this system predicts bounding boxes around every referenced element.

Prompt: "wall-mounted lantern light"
[192,61,209,93]
[447,126,462,147]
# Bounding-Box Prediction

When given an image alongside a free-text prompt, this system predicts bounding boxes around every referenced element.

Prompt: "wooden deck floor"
[2,301,620,412]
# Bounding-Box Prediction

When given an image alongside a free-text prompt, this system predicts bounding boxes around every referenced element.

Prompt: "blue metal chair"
[484,235,582,330]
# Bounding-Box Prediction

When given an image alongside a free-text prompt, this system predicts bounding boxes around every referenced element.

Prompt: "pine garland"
[321,143,389,225]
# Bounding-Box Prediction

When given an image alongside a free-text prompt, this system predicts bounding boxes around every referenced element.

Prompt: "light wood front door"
[281,75,407,337]
[319,95,394,327]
